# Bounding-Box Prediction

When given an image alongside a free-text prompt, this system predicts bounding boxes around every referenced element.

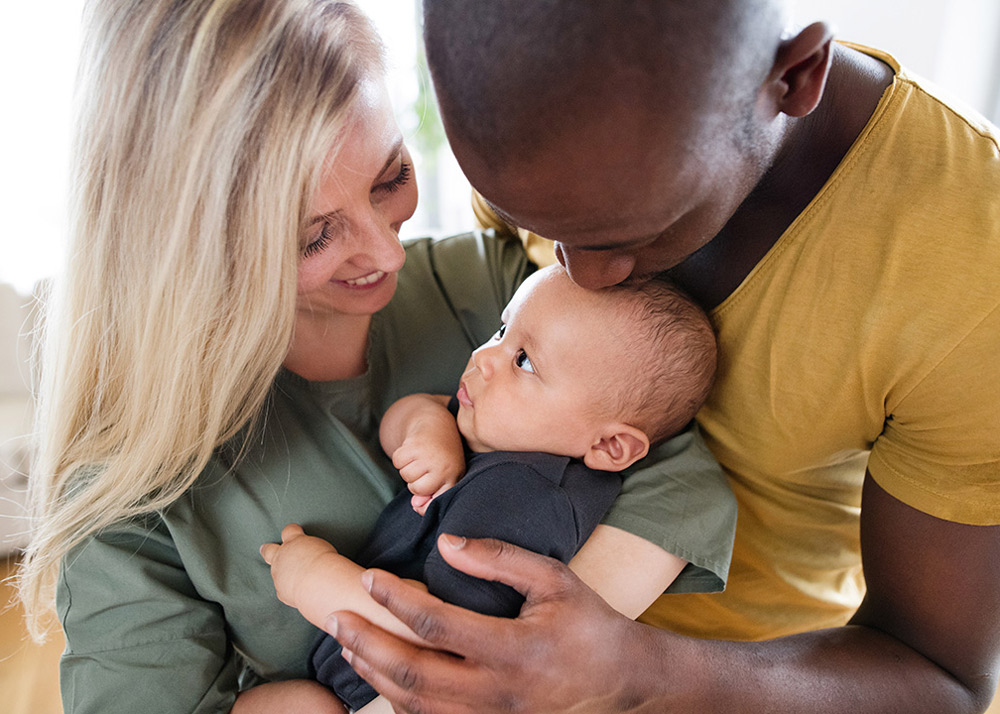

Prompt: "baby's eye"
[493,324,506,341]
[515,349,535,373]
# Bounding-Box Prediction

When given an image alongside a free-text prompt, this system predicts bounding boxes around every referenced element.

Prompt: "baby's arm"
[379,393,465,514]
[260,524,427,644]
[570,523,687,619]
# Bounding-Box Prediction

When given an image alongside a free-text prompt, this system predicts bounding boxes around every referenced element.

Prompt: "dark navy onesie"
[311,447,622,710]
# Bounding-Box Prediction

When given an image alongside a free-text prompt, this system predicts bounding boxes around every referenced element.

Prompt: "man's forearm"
[330,524,1000,714]
[630,624,985,714]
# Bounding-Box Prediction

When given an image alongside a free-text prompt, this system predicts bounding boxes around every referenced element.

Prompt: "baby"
[261,263,717,713]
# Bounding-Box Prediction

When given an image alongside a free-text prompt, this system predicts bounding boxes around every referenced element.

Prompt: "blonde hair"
[18,0,384,638]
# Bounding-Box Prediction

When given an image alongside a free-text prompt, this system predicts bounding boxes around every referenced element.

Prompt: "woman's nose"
[355,213,406,273]
[555,243,635,289]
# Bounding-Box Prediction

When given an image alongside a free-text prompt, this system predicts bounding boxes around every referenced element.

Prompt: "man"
[331,1,1000,711]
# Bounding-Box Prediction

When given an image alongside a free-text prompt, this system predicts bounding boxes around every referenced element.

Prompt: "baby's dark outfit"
[311,447,621,710]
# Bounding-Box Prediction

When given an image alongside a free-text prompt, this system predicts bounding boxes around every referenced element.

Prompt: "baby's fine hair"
[605,278,717,445]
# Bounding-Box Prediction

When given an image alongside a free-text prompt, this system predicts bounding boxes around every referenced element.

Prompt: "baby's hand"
[392,435,465,515]
[260,524,338,610]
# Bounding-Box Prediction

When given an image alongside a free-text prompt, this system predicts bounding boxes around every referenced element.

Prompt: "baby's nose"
[471,344,498,379]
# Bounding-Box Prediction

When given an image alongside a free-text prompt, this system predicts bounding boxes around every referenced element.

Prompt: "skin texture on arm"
[570,524,687,619]
[379,393,466,513]
[327,475,1000,713]
[261,524,427,645]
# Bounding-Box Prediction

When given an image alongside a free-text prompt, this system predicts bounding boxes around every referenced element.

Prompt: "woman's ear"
[583,424,650,472]
[764,21,835,118]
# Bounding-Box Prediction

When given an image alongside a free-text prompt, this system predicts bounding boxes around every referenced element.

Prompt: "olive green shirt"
[57,232,736,714]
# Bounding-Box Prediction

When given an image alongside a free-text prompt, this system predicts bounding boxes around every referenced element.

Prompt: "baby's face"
[456,266,633,456]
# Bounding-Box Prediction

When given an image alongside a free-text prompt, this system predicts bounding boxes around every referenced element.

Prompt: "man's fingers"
[359,568,512,653]
[259,542,277,564]
[435,534,580,604]
[332,610,506,714]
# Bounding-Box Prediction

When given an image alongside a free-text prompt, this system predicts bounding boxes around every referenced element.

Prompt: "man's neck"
[669,44,895,309]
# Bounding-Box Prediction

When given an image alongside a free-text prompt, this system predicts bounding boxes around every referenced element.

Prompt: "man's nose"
[555,243,635,289]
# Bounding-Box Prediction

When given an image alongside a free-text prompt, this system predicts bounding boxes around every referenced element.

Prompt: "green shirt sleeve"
[603,423,736,594]
[58,516,241,714]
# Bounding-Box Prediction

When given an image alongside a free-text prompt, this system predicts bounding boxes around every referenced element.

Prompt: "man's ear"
[764,21,835,118]
[583,424,650,472]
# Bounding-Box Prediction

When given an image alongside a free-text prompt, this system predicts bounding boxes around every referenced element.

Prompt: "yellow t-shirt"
[473,45,1000,640]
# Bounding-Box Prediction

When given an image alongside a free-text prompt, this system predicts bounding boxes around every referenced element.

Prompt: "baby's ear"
[583,424,650,472]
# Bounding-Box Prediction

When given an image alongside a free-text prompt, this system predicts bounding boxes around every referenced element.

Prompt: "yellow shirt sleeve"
[868,302,1000,523]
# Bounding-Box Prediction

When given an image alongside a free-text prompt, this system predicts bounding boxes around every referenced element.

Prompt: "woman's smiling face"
[295,78,418,323]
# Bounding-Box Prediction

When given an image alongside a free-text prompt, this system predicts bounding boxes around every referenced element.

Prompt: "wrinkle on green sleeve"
[603,424,737,594]
[58,516,241,714]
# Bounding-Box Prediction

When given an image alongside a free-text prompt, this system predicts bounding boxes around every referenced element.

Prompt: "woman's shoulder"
[398,230,533,312]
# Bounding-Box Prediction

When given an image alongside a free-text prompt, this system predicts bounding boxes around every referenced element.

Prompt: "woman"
[18,1,734,712]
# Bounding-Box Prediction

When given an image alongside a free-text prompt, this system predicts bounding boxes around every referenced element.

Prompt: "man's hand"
[329,534,692,714]
[328,475,1000,714]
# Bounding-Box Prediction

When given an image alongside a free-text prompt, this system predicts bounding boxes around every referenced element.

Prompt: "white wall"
[792,0,1000,121]
[0,4,83,295]
[3,2,998,296]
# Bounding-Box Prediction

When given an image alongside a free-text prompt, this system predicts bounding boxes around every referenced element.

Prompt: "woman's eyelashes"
[303,224,334,258]
[301,161,412,259]
[493,324,506,340]
[302,214,347,258]
[374,161,411,195]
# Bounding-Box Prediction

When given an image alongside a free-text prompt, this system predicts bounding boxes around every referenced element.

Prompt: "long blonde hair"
[18,0,384,638]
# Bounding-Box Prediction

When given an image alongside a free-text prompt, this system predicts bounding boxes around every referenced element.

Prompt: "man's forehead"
[482,190,674,251]
[471,129,708,236]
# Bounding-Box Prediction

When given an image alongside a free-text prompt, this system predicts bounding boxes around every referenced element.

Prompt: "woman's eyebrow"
[304,139,404,229]
[305,209,343,230]
[376,137,404,179]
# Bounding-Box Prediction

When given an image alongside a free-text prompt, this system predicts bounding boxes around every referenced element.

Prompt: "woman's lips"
[456,383,473,408]
[337,270,387,288]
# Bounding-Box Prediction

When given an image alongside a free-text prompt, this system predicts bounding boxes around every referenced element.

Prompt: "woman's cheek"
[296,254,335,295]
